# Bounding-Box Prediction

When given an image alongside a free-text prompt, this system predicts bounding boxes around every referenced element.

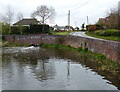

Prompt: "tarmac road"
[70,31,108,41]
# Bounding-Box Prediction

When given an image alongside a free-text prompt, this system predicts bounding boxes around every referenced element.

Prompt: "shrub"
[95,24,103,30]
[3,24,50,35]
[30,24,49,34]
[83,48,88,53]
[86,25,96,31]
[11,26,29,34]
[2,35,5,41]
[92,29,120,36]
[2,24,9,34]
[39,43,45,47]
[77,47,82,52]
[95,54,106,60]
[54,44,61,49]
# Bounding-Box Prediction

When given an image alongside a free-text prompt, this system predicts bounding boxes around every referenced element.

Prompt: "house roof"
[53,25,65,29]
[13,18,39,25]
[98,18,106,23]
[53,25,75,31]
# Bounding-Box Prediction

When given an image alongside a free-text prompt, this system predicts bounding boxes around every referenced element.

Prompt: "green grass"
[51,31,77,35]
[39,43,120,66]
[39,43,120,75]
[86,29,120,42]
[87,33,120,42]
[39,43,72,49]
[51,32,70,35]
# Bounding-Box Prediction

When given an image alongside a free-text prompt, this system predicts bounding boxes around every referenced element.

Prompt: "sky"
[0,0,119,27]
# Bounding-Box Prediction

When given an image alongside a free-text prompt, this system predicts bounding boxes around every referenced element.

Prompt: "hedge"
[3,24,50,35]
[11,26,29,34]
[91,29,120,36]
[86,25,103,31]
[29,24,49,34]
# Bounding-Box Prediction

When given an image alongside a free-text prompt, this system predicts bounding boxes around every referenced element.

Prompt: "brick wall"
[4,35,120,63]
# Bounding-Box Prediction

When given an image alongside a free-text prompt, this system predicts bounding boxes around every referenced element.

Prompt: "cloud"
[0,0,119,27]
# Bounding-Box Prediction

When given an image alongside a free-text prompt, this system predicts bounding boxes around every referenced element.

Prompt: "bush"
[11,26,29,34]
[86,25,96,31]
[77,47,82,52]
[39,43,45,47]
[39,43,48,47]
[94,29,120,36]
[30,24,49,34]
[95,54,106,60]
[95,24,103,30]
[2,24,50,35]
[2,24,9,34]
[83,48,88,53]
[1,35,5,41]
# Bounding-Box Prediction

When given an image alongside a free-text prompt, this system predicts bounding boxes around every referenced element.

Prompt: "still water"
[2,47,120,90]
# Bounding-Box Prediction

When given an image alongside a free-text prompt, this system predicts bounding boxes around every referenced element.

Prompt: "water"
[1,47,120,90]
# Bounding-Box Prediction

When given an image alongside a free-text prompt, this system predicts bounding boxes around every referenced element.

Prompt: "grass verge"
[39,43,120,67]
[86,29,120,42]
[51,32,70,35]
[86,33,120,42]
[51,31,78,35]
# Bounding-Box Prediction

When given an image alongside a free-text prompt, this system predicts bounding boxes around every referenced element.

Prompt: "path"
[70,32,107,41]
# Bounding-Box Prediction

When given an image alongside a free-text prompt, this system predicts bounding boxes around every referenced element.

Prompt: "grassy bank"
[2,42,120,87]
[87,34,120,41]
[51,31,77,35]
[39,43,120,79]
[2,42,120,89]
[51,32,70,35]
[3,41,120,68]
[39,43,120,66]
[0,42,2,47]
[86,29,120,42]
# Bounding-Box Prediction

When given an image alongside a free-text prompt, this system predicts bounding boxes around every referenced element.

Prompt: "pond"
[1,47,120,90]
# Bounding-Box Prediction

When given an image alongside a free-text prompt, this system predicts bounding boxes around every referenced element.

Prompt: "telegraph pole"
[87,16,89,25]
[68,10,70,26]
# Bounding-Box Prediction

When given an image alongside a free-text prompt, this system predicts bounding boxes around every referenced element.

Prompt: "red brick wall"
[4,35,120,63]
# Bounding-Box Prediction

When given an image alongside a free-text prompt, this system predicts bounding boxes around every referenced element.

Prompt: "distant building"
[75,27,79,30]
[98,18,107,24]
[98,18,108,28]
[98,15,118,29]
[13,18,39,26]
[53,24,74,31]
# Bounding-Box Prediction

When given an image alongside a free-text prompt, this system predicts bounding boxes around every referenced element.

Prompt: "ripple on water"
[2,46,40,53]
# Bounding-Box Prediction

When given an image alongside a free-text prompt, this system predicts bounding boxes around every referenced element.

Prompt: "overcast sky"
[0,0,119,27]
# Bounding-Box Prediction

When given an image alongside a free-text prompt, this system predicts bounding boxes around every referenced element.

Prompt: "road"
[70,32,106,40]
[70,32,94,38]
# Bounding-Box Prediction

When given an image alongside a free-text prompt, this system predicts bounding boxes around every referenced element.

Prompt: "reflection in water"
[29,59,55,81]
[67,60,70,86]
[2,47,120,90]
[0,47,2,91]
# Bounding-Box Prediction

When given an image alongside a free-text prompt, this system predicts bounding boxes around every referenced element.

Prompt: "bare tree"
[106,7,119,29]
[31,11,37,18]
[16,12,24,35]
[97,6,119,29]
[6,5,14,34]
[31,5,55,24]
[118,1,120,30]
[6,5,14,25]
[17,12,23,21]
